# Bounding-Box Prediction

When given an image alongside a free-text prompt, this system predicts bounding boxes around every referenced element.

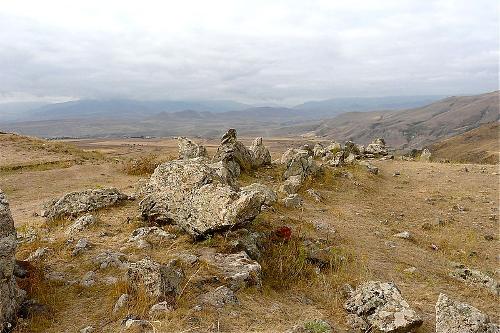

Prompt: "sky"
[0,0,498,105]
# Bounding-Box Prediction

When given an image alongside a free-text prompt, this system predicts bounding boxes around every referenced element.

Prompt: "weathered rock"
[449,264,499,295]
[123,318,154,332]
[282,194,303,208]
[0,190,25,332]
[240,183,277,207]
[435,293,499,333]
[283,150,319,181]
[306,188,322,202]
[149,301,173,319]
[204,251,261,290]
[94,251,127,270]
[212,129,254,172]
[313,143,327,158]
[113,293,129,313]
[199,286,238,308]
[42,188,132,219]
[393,231,411,240]
[140,159,265,238]
[359,160,379,175]
[249,137,272,167]
[80,271,96,287]
[365,138,388,156]
[66,214,97,235]
[344,281,423,332]
[126,258,184,301]
[128,227,176,245]
[226,228,264,260]
[26,247,49,261]
[420,148,432,162]
[80,326,95,333]
[328,151,346,167]
[280,175,303,195]
[177,137,208,159]
[72,238,92,256]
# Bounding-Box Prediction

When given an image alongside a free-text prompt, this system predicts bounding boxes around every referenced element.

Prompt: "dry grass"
[121,153,175,176]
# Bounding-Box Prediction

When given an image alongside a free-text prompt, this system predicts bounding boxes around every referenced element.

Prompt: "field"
[1,133,498,332]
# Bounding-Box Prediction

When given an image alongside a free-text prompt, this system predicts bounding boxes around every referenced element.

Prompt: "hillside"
[314,91,499,149]
[429,122,499,164]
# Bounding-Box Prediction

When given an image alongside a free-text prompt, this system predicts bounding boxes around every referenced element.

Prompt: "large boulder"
[177,137,208,159]
[42,188,132,220]
[249,137,272,167]
[344,281,423,332]
[0,190,25,331]
[240,183,277,207]
[212,129,254,173]
[282,149,319,181]
[435,293,499,333]
[365,138,388,156]
[140,159,265,238]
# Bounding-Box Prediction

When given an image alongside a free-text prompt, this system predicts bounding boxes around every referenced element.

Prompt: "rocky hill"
[0,131,498,332]
[313,91,499,149]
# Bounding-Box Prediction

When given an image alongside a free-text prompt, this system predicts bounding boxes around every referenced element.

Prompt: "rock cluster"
[450,263,499,295]
[203,251,262,290]
[344,281,422,332]
[435,293,499,333]
[177,137,208,159]
[0,190,25,332]
[42,188,133,220]
[139,158,265,238]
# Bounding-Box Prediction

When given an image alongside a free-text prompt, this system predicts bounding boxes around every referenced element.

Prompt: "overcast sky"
[0,0,498,105]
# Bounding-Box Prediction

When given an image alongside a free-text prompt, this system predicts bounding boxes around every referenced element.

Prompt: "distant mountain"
[313,91,499,149]
[0,102,50,121]
[294,95,444,116]
[429,122,499,164]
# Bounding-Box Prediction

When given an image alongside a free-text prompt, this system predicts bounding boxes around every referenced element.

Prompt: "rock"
[113,293,129,313]
[123,318,153,332]
[420,149,432,162]
[282,194,303,208]
[177,137,208,159]
[249,137,272,167]
[199,286,238,308]
[313,143,326,158]
[126,258,184,301]
[204,251,261,290]
[139,159,265,238]
[26,247,49,261]
[0,190,25,331]
[306,188,322,202]
[212,129,254,172]
[226,228,264,260]
[344,281,423,332]
[81,271,96,287]
[240,183,277,207]
[149,301,173,319]
[66,214,97,235]
[42,188,132,220]
[280,175,303,195]
[404,267,417,274]
[365,138,388,156]
[359,160,379,175]
[128,227,176,245]
[435,293,499,333]
[393,231,411,239]
[449,264,499,295]
[175,252,199,265]
[94,251,127,270]
[283,150,319,181]
[80,326,95,333]
[328,151,345,167]
[72,238,92,256]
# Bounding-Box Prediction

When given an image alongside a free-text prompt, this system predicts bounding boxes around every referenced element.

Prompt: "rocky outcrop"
[365,138,388,156]
[249,137,272,167]
[449,264,499,295]
[140,159,265,238]
[42,188,132,220]
[281,148,319,187]
[344,281,423,332]
[212,129,254,175]
[126,258,184,302]
[177,137,208,160]
[0,190,25,332]
[435,293,499,333]
[66,214,97,235]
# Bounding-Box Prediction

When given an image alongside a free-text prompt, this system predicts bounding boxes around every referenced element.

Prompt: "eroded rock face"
[435,293,499,333]
[0,190,25,331]
[177,137,208,160]
[344,281,423,333]
[203,251,262,290]
[126,258,184,302]
[140,159,264,238]
[249,137,272,167]
[42,188,132,220]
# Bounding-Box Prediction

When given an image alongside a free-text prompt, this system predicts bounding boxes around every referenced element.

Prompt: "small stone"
[282,194,303,208]
[113,294,129,313]
[404,266,417,274]
[80,326,94,333]
[80,271,96,287]
[149,301,173,319]
[199,286,238,308]
[393,231,411,239]
[72,238,92,256]
[27,247,49,261]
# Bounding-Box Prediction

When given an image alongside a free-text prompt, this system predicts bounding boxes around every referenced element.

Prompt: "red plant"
[275,226,292,241]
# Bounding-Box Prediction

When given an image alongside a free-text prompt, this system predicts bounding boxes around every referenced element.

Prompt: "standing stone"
[435,293,499,333]
[177,137,208,160]
[420,149,432,162]
[212,129,254,172]
[0,190,25,332]
[249,137,272,167]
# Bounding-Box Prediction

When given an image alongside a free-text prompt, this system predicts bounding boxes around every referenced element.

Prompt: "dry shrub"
[122,154,161,176]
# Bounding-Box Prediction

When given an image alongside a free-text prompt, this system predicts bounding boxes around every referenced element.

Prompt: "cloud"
[0,0,498,104]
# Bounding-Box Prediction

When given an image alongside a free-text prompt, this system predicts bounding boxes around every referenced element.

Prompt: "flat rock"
[450,264,499,295]
[198,285,238,308]
[203,251,262,290]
